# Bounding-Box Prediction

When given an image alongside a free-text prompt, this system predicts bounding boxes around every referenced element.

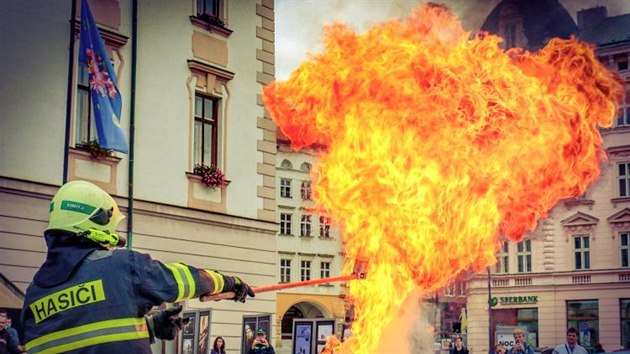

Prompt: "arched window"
[300,162,312,172]
[281,159,293,169]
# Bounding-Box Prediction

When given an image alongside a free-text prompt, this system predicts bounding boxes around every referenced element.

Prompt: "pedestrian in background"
[449,334,469,354]
[508,328,534,354]
[0,315,20,354]
[552,328,588,354]
[0,311,21,353]
[211,336,226,354]
[249,328,275,354]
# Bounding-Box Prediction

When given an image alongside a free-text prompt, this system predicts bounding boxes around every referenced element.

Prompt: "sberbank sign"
[490,295,538,307]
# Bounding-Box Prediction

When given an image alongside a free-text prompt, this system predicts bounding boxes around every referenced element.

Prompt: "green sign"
[497,295,538,306]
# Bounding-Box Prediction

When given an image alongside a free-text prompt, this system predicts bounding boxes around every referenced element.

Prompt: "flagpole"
[126,0,138,250]
[63,0,78,183]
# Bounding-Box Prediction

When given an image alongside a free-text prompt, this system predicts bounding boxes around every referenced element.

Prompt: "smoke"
[374,289,437,354]
[276,0,630,80]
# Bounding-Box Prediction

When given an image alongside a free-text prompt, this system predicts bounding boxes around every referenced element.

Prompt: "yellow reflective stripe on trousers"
[165,262,196,301]
[204,269,225,295]
[26,317,148,354]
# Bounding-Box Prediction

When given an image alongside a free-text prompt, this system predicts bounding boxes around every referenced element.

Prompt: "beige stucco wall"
[0,1,278,353]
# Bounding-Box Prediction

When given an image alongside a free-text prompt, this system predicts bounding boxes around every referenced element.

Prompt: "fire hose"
[201,258,368,302]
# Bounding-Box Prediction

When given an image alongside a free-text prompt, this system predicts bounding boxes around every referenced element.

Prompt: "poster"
[181,312,197,354]
[242,317,258,354]
[198,311,210,354]
[293,322,313,354]
[316,321,334,342]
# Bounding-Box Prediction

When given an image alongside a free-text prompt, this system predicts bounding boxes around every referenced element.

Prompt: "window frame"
[573,234,591,270]
[319,216,331,239]
[280,259,291,283]
[300,260,311,281]
[196,0,224,20]
[280,178,292,199]
[320,261,331,279]
[618,162,630,198]
[621,232,629,268]
[300,181,312,200]
[280,213,292,235]
[516,239,532,273]
[193,93,219,167]
[495,241,509,274]
[300,214,312,237]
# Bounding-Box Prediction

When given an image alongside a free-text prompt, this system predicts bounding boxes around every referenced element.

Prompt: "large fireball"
[264,4,623,353]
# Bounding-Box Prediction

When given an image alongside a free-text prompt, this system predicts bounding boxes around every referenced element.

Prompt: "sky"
[275,0,630,80]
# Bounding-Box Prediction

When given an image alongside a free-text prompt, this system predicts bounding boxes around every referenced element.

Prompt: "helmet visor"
[89,207,113,226]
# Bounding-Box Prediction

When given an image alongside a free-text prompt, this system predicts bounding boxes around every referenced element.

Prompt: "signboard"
[490,296,538,307]
[495,326,528,350]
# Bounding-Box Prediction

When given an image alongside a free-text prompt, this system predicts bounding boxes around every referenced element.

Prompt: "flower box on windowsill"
[189,15,233,37]
[185,172,231,189]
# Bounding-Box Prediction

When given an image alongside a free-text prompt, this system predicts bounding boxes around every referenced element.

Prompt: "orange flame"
[264,4,623,353]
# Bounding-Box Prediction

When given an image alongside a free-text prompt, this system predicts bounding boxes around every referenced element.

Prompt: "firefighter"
[22,180,255,354]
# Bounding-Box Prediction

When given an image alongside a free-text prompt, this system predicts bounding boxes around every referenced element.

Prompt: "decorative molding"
[72,20,128,47]
[611,197,630,208]
[187,59,235,81]
[607,208,630,236]
[606,144,630,158]
[561,211,599,241]
[563,198,595,210]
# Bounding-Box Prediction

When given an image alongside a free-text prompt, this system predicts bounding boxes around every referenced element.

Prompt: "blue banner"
[79,0,128,153]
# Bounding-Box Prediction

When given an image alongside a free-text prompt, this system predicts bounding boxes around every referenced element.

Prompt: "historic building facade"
[0,0,278,353]
[466,2,630,353]
[274,133,347,354]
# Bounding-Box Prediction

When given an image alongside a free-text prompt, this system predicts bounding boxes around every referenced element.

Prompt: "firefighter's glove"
[224,276,255,302]
[145,305,189,343]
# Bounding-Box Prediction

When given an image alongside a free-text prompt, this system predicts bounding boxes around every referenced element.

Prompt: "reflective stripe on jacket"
[24,246,226,354]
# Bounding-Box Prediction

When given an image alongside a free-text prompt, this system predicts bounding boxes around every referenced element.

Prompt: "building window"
[280,259,291,283]
[495,242,509,274]
[321,261,330,279]
[619,162,630,197]
[319,216,330,238]
[622,232,629,268]
[574,235,590,270]
[517,239,532,273]
[616,86,630,127]
[300,162,312,172]
[300,260,311,281]
[196,0,223,20]
[194,94,219,166]
[567,300,599,349]
[75,62,96,145]
[301,181,312,200]
[280,213,292,235]
[300,214,312,237]
[280,178,292,198]
[280,159,292,169]
[445,283,455,296]
[621,299,630,349]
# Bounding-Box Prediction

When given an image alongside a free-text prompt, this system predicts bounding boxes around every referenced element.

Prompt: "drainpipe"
[127,0,137,250]
[63,0,78,183]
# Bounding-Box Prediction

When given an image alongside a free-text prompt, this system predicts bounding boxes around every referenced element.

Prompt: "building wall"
[0,1,278,353]
[274,144,347,354]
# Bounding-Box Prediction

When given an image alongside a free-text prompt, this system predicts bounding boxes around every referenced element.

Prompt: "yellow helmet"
[47,180,124,238]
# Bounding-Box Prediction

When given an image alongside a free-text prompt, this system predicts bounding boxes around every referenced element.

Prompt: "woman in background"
[211,336,226,354]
